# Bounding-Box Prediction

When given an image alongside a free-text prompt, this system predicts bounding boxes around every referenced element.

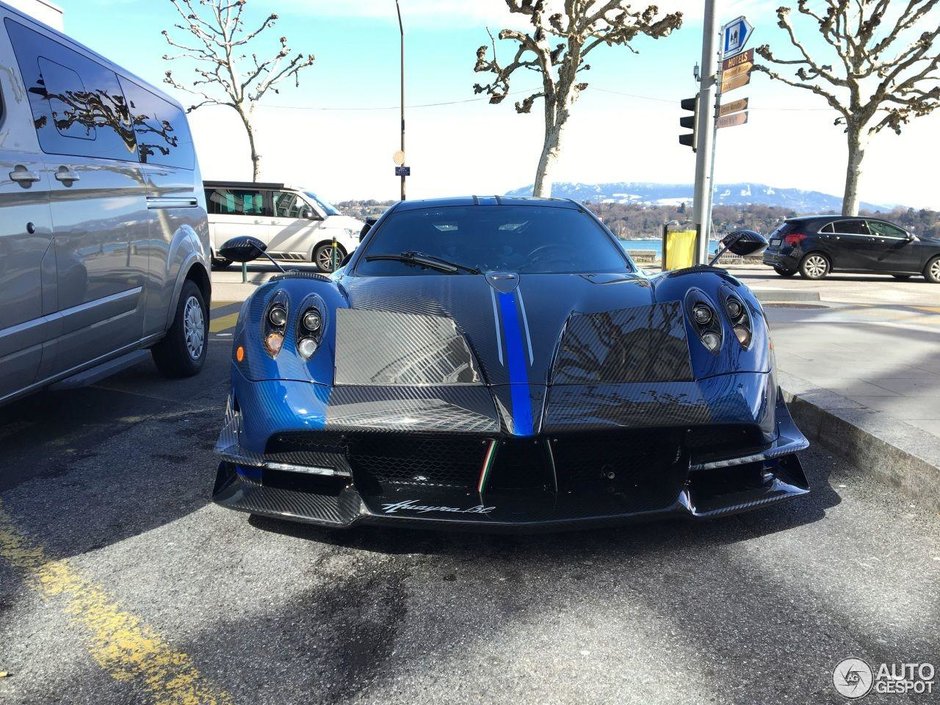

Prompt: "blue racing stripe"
[498,291,533,436]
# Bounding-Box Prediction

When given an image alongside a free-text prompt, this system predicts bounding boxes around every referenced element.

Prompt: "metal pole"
[396,0,406,201]
[692,0,719,265]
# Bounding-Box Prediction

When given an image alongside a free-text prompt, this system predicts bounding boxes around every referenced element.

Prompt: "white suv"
[204,181,363,272]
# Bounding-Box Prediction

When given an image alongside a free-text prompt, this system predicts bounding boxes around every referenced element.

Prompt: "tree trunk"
[533,107,569,198]
[236,106,261,182]
[842,124,866,216]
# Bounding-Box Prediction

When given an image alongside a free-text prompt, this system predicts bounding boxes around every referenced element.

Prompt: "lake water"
[619,239,720,254]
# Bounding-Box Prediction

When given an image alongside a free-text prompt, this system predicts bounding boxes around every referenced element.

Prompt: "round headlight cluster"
[726,298,743,320]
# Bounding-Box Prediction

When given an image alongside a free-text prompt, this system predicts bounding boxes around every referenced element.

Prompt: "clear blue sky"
[49,0,940,209]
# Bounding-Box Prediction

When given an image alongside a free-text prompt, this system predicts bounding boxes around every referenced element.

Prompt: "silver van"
[204,181,363,272]
[0,2,211,406]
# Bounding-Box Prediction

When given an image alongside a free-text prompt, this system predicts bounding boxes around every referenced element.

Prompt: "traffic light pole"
[692,0,719,265]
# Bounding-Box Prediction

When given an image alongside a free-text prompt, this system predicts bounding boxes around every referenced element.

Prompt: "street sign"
[392,150,405,166]
[722,61,752,80]
[716,111,748,129]
[720,72,751,94]
[719,97,749,116]
[722,16,754,58]
[395,166,411,177]
[722,48,753,71]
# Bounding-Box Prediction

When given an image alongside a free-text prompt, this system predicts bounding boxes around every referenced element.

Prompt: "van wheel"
[313,243,347,273]
[212,257,233,270]
[925,256,940,284]
[151,280,208,377]
[799,253,830,280]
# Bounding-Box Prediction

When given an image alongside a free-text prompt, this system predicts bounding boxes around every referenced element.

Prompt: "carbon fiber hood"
[338,272,688,387]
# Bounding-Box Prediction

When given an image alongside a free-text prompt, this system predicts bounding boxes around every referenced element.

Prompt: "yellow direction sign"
[716,111,749,129]
[719,97,749,116]
[721,72,751,94]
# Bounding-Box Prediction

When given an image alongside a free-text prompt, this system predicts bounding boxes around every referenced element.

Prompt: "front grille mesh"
[265,425,769,496]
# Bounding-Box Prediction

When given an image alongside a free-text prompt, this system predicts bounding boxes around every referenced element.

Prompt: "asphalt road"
[0,332,938,704]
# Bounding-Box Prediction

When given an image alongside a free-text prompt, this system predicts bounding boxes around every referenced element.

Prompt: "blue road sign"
[722,16,754,58]
[395,166,411,177]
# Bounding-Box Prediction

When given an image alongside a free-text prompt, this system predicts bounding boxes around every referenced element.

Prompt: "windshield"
[356,205,633,275]
[304,191,340,216]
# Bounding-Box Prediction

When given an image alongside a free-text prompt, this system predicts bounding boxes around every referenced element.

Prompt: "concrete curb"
[779,370,940,514]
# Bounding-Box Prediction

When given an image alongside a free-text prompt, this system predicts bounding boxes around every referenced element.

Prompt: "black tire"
[799,252,830,280]
[925,256,940,284]
[151,280,208,378]
[773,265,797,277]
[212,257,233,270]
[313,242,347,273]
[891,274,911,280]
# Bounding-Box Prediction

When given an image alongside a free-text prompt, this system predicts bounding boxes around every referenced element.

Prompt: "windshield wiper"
[365,250,481,274]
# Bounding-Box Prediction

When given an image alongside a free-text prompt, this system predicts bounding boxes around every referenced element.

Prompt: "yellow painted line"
[0,502,232,705]
[209,312,239,334]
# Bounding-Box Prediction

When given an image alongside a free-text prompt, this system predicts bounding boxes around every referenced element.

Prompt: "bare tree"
[473,0,681,197]
[162,0,315,181]
[755,1,940,215]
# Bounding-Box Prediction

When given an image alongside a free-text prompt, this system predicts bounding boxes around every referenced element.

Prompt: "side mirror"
[219,236,267,263]
[724,229,768,256]
[708,229,768,266]
[301,208,315,220]
[360,217,377,241]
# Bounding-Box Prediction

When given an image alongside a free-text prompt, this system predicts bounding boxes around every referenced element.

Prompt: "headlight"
[268,306,288,327]
[263,292,289,358]
[724,293,752,348]
[302,309,322,332]
[297,304,325,360]
[686,294,722,355]
[692,304,713,326]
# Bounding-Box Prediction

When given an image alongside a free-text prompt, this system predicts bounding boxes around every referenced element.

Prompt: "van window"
[118,76,194,169]
[5,18,137,161]
[272,190,319,219]
[206,187,268,216]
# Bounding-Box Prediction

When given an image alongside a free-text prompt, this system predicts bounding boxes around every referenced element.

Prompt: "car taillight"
[783,232,807,247]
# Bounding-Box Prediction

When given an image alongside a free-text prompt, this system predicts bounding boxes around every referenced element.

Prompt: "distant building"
[5,0,63,30]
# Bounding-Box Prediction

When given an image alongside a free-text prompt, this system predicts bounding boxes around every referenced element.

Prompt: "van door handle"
[55,167,81,184]
[9,165,40,184]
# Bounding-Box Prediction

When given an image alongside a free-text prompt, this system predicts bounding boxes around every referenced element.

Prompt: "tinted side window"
[5,18,137,161]
[832,219,869,235]
[867,221,906,238]
[118,76,194,169]
[206,187,268,216]
[819,222,834,234]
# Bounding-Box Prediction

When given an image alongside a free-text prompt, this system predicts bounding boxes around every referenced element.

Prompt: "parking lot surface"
[1,296,938,703]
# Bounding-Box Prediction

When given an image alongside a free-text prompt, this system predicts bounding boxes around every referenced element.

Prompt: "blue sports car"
[213,197,809,530]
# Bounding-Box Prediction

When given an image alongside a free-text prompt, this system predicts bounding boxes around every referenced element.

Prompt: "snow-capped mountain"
[505,182,889,213]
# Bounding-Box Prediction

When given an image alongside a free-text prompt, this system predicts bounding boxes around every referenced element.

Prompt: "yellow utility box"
[662,224,698,270]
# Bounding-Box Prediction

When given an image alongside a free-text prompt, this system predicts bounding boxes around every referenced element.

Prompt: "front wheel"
[799,252,830,280]
[773,265,797,277]
[925,256,940,284]
[313,242,347,273]
[151,280,208,377]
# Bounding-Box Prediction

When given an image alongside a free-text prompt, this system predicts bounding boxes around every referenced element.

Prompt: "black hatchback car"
[762,215,940,282]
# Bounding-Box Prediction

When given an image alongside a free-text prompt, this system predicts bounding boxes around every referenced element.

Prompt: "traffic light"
[679,96,697,151]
